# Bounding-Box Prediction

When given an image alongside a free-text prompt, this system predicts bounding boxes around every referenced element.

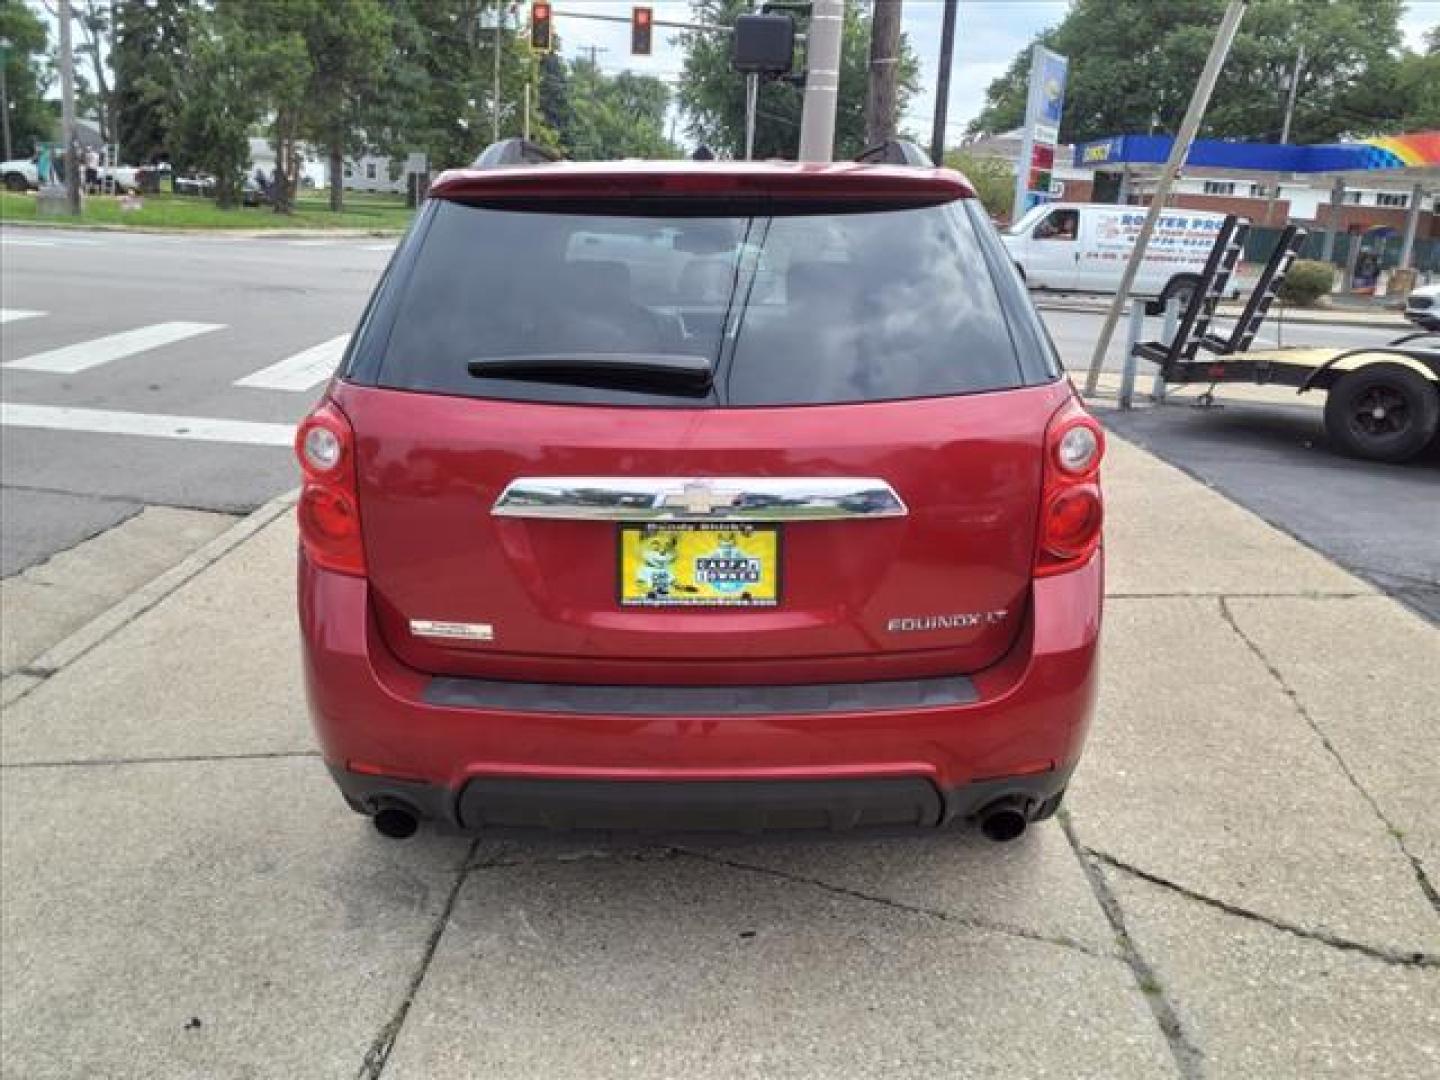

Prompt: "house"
[342,153,406,195]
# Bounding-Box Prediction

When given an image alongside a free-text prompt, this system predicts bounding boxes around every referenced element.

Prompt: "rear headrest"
[565,260,632,304]
[786,261,853,306]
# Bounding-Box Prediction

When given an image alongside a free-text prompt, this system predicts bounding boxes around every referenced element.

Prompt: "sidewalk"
[2,438,1436,1079]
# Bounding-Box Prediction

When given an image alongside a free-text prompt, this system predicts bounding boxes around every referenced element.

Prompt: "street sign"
[1012,46,1068,219]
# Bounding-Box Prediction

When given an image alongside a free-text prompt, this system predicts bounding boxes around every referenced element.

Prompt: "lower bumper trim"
[328,766,1072,834]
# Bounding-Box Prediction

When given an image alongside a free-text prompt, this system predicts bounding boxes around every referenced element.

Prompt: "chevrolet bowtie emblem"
[661,482,743,515]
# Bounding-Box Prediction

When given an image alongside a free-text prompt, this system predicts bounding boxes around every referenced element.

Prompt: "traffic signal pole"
[798,0,844,162]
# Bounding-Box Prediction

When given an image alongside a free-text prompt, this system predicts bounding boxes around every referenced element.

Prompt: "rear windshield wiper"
[466,353,712,395]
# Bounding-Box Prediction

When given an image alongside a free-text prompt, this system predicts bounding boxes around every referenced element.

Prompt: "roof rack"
[470,138,562,169]
[854,140,934,167]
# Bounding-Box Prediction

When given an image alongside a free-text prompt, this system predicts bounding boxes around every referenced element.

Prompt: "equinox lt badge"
[888,611,1009,632]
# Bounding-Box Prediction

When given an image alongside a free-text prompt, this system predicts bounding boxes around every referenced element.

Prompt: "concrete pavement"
[2,432,1435,1079]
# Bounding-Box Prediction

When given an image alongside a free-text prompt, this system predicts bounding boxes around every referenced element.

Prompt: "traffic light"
[531,2,553,53]
[631,6,653,56]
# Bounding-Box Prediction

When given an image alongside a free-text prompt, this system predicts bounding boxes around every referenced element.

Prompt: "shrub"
[1278,260,1336,307]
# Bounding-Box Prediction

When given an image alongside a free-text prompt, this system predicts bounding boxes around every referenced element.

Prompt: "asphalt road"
[2,226,1431,618]
[1,228,391,575]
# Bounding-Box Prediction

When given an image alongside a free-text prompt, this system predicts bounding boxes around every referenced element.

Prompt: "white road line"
[0,309,47,325]
[0,235,102,247]
[362,243,396,251]
[5,321,225,374]
[234,333,349,392]
[286,240,335,248]
[0,403,295,447]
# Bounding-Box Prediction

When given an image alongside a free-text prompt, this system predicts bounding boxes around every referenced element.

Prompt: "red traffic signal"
[531,2,553,53]
[631,6,653,55]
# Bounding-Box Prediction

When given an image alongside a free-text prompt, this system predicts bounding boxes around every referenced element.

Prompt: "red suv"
[297,149,1104,842]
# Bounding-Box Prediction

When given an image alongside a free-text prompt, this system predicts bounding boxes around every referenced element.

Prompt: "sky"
[550,0,1440,149]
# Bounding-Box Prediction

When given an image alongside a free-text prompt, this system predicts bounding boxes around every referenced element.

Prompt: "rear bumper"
[300,550,1102,832]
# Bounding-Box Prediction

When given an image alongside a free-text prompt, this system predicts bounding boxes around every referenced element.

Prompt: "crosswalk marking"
[5,321,225,374]
[234,333,349,392]
[0,309,47,325]
[1,403,295,447]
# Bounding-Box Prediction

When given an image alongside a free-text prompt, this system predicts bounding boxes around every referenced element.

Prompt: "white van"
[1001,203,1242,306]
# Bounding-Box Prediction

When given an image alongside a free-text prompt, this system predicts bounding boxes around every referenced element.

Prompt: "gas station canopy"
[1074,130,1440,178]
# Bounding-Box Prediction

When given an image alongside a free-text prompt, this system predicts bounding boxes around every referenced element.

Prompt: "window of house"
[365,162,378,181]
[1202,181,1235,196]
[1376,192,1409,209]
[343,164,354,178]
[1345,191,1364,205]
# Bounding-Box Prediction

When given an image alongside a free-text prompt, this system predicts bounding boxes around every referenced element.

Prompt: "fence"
[1244,226,1440,277]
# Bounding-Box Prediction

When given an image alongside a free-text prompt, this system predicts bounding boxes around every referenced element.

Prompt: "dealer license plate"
[619,523,780,607]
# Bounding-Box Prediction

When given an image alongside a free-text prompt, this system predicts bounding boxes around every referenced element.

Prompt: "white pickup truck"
[1002,202,1243,308]
[2,155,140,193]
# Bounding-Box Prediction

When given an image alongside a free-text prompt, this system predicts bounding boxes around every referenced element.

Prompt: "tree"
[944,151,1014,219]
[679,0,919,160]
[113,0,194,165]
[382,0,545,172]
[172,9,274,207]
[295,0,391,212]
[564,60,676,160]
[72,0,113,145]
[970,0,1408,145]
[0,0,51,160]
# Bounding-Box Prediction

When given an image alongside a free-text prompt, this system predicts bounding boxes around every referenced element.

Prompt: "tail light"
[1035,396,1105,578]
[295,399,365,576]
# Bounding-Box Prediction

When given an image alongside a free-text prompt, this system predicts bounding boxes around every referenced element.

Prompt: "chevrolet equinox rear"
[297,152,1104,841]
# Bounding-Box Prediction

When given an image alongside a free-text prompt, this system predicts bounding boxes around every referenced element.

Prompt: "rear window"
[374,198,1026,407]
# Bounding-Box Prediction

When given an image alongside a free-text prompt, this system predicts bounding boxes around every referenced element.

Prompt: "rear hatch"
[340,168,1064,685]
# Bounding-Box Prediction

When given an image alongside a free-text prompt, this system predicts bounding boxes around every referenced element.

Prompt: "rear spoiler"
[470,138,561,169]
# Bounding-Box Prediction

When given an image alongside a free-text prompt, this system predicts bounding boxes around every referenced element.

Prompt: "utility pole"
[929,0,957,165]
[864,0,903,147]
[1261,43,1303,226]
[58,0,81,215]
[1083,0,1248,396]
[1278,43,1303,145]
[0,36,13,163]
[798,0,844,162]
[492,17,503,143]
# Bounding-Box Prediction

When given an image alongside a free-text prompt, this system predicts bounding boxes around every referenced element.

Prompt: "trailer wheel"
[3,172,29,193]
[1323,363,1439,463]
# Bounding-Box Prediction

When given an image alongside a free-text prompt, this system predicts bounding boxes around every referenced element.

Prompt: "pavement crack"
[1218,596,1440,917]
[669,845,1111,961]
[356,837,481,1080]
[1060,814,1205,1080]
[1089,846,1439,969]
[0,750,322,769]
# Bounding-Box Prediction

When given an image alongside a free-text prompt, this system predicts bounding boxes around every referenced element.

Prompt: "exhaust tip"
[978,802,1028,843]
[373,804,420,840]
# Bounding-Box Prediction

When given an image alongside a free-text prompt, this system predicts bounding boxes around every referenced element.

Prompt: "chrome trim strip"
[491,477,908,521]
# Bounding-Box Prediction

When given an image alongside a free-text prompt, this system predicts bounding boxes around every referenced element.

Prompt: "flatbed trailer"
[1134,216,1440,463]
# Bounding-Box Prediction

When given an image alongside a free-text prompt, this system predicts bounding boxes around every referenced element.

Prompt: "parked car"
[297,146,1106,842]
[1002,202,1242,308]
[2,155,40,192]
[1405,282,1440,331]
[172,173,216,197]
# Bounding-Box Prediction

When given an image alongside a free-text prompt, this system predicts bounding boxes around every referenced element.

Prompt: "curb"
[0,489,299,709]
[1034,300,1408,332]
[1,221,403,239]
